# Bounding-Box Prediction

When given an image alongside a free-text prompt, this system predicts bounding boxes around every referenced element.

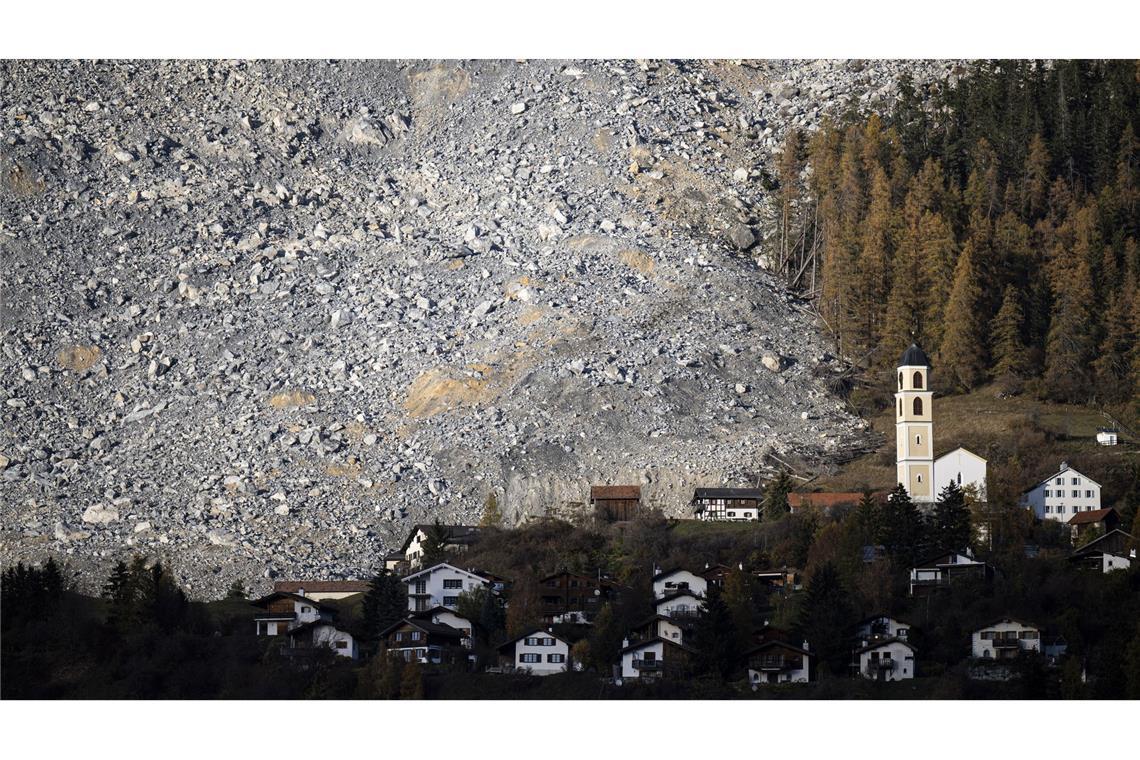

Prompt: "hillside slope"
[0,60,953,595]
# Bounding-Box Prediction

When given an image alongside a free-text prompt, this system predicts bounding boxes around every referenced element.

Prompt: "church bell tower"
[896,343,934,503]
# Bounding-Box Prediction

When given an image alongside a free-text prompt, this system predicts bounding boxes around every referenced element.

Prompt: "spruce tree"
[763,471,793,522]
[938,240,987,391]
[880,484,926,565]
[420,520,450,567]
[694,585,738,681]
[931,481,972,551]
[362,570,407,641]
[795,561,853,676]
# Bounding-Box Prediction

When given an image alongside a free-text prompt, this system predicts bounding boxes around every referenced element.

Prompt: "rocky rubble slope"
[0,59,955,596]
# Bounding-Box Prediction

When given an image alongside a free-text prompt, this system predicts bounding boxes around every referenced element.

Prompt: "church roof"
[899,343,930,367]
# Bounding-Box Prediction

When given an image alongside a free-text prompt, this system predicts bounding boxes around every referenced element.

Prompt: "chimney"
[738,562,743,571]
[1060,461,1069,471]
[298,587,305,597]
[802,640,810,651]
[622,638,629,648]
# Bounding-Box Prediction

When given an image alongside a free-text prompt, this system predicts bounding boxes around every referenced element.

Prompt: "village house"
[285,620,359,659]
[690,487,765,521]
[1069,529,1136,573]
[651,568,708,599]
[538,570,615,624]
[909,550,993,596]
[496,629,572,675]
[250,591,333,636]
[412,606,475,650]
[619,637,696,680]
[399,524,482,570]
[971,618,1042,660]
[590,485,641,522]
[272,580,370,601]
[1096,428,1119,446]
[743,640,812,685]
[855,638,916,681]
[1068,508,1120,545]
[379,618,466,666]
[402,563,497,612]
[627,614,686,645]
[655,591,705,620]
[753,568,802,595]
[1020,462,1102,523]
[853,615,912,643]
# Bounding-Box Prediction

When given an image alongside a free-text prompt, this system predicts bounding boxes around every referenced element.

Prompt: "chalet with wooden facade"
[909,550,993,596]
[619,637,696,680]
[1068,508,1120,545]
[1069,529,1136,573]
[691,487,765,521]
[379,618,466,665]
[743,640,812,685]
[250,591,333,636]
[590,485,641,522]
[285,620,358,659]
[538,571,615,624]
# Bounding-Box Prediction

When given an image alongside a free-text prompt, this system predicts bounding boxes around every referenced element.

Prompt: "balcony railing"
[633,659,663,671]
[254,612,295,620]
[991,638,1022,649]
[753,658,801,671]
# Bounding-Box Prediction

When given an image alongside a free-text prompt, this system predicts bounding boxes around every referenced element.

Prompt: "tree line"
[774,60,1139,414]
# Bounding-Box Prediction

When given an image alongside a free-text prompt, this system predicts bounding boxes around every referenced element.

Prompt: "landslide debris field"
[0,60,953,595]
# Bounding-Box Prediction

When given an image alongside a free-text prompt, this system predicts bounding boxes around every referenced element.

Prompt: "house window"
[542,637,555,646]
[443,596,459,606]
[300,606,311,613]
[414,581,426,594]
[548,654,565,663]
[898,628,908,638]
[728,511,736,517]
[643,651,657,662]
[913,371,923,389]
[1055,477,1064,486]
[1072,477,1080,485]
[411,631,422,641]
[521,653,541,664]
[415,648,426,659]
[913,398,923,415]
[1044,490,1051,497]
[335,641,348,649]
[1044,505,1051,514]
[916,434,921,445]
[1085,490,1093,498]
[443,578,463,589]
[1072,490,1079,498]
[525,637,539,646]
[916,474,923,483]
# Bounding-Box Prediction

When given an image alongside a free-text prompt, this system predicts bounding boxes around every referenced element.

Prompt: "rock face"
[0,59,952,597]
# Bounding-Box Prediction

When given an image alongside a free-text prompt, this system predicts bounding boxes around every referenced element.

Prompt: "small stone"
[82,504,120,525]
[733,168,749,182]
[510,102,527,115]
[273,504,290,516]
[762,353,784,373]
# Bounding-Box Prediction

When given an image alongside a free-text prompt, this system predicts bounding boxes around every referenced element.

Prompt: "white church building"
[895,344,987,504]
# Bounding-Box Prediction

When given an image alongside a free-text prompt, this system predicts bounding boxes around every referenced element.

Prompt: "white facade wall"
[513,633,569,675]
[653,570,707,599]
[934,448,988,501]
[656,592,704,619]
[621,640,665,679]
[404,529,429,568]
[858,641,915,681]
[654,618,684,643]
[1103,553,1133,573]
[971,620,1042,659]
[432,610,474,648]
[1021,467,1101,523]
[404,564,488,611]
[308,624,358,659]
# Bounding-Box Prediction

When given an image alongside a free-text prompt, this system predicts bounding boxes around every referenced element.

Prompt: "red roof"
[273,580,371,594]
[591,485,641,500]
[1068,508,1115,526]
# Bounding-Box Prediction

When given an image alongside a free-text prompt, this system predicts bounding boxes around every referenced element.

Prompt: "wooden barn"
[591,485,641,522]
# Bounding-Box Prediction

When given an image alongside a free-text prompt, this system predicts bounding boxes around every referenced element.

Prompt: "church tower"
[896,343,934,503]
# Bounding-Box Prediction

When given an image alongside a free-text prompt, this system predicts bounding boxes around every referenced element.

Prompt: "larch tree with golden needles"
[991,286,1031,381]
[938,240,987,391]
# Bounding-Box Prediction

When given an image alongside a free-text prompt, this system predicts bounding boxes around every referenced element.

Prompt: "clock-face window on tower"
[913,398,923,416]
[913,371,923,389]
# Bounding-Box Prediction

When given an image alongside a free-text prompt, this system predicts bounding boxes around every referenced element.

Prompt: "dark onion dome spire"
[899,343,930,367]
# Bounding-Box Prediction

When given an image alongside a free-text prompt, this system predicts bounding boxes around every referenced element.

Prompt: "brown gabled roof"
[248,591,333,610]
[1067,508,1116,526]
[398,524,483,553]
[273,580,370,594]
[591,485,641,500]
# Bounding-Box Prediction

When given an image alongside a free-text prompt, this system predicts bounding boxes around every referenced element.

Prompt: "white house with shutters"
[856,638,916,681]
[402,563,492,612]
[497,629,571,675]
[651,569,708,599]
[971,618,1042,660]
[853,615,912,643]
[1020,462,1101,523]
